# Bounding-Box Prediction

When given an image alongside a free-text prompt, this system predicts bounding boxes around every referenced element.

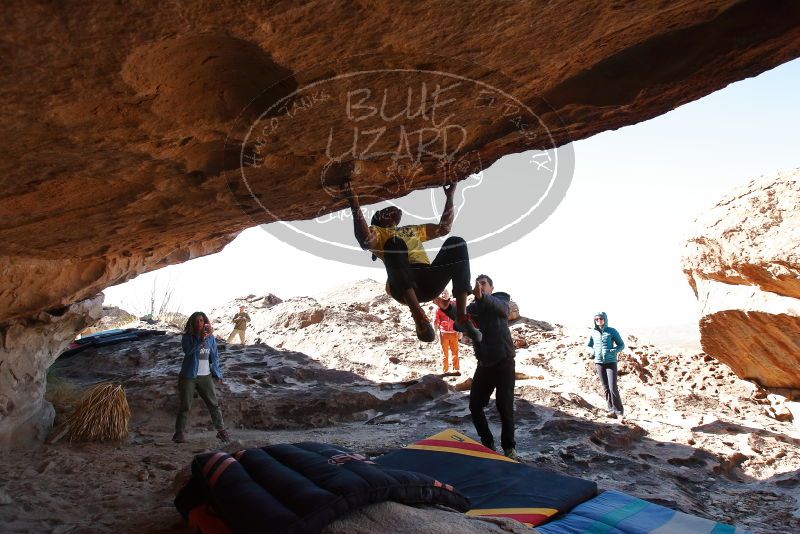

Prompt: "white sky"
[105,58,800,330]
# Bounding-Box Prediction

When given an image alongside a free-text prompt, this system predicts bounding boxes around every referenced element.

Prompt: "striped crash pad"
[376,429,597,527]
[174,442,470,534]
[536,490,752,534]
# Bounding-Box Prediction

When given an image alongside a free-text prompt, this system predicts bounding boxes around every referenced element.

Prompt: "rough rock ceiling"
[2,0,800,323]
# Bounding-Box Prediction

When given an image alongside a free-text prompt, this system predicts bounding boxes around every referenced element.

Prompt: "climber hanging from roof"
[341,178,482,343]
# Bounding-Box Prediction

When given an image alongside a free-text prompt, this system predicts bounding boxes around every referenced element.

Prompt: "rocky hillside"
[0,281,793,532]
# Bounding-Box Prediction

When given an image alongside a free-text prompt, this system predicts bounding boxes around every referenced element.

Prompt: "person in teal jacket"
[587,311,625,419]
[173,311,230,443]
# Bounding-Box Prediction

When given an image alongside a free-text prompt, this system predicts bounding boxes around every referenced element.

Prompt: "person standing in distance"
[587,311,626,420]
[433,289,461,374]
[227,306,251,344]
[173,312,231,443]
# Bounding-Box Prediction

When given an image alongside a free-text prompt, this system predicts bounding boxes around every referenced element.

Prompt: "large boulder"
[683,169,800,388]
[3,1,800,325]
[0,295,103,449]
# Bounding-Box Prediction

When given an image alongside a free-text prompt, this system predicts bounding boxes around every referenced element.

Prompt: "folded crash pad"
[174,441,470,534]
[376,429,597,527]
[536,490,752,534]
[58,328,166,358]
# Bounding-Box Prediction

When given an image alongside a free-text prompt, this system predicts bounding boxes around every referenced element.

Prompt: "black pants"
[469,358,516,451]
[595,362,624,415]
[383,236,471,304]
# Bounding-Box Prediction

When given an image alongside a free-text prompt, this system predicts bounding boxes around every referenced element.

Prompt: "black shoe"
[415,321,435,342]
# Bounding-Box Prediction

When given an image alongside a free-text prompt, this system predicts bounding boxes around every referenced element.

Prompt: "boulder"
[3,2,800,326]
[683,169,800,388]
[0,295,103,449]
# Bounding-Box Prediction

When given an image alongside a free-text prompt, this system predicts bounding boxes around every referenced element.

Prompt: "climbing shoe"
[415,321,436,342]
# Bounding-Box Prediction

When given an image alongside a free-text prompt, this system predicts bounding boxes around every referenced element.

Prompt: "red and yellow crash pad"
[377,429,598,527]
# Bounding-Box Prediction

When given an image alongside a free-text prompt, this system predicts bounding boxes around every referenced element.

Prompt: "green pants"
[175,375,224,432]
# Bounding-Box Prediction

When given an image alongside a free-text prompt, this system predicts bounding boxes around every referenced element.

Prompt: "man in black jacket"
[465,274,518,460]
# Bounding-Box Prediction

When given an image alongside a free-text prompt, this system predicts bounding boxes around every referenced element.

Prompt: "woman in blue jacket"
[587,311,625,419]
[173,311,230,443]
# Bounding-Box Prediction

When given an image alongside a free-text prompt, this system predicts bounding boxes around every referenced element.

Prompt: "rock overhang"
[2,0,800,324]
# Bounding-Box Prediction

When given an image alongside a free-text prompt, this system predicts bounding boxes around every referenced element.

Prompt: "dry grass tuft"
[65,382,130,442]
[45,370,82,412]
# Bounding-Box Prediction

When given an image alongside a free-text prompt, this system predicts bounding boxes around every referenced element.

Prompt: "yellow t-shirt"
[370,224,430,265]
